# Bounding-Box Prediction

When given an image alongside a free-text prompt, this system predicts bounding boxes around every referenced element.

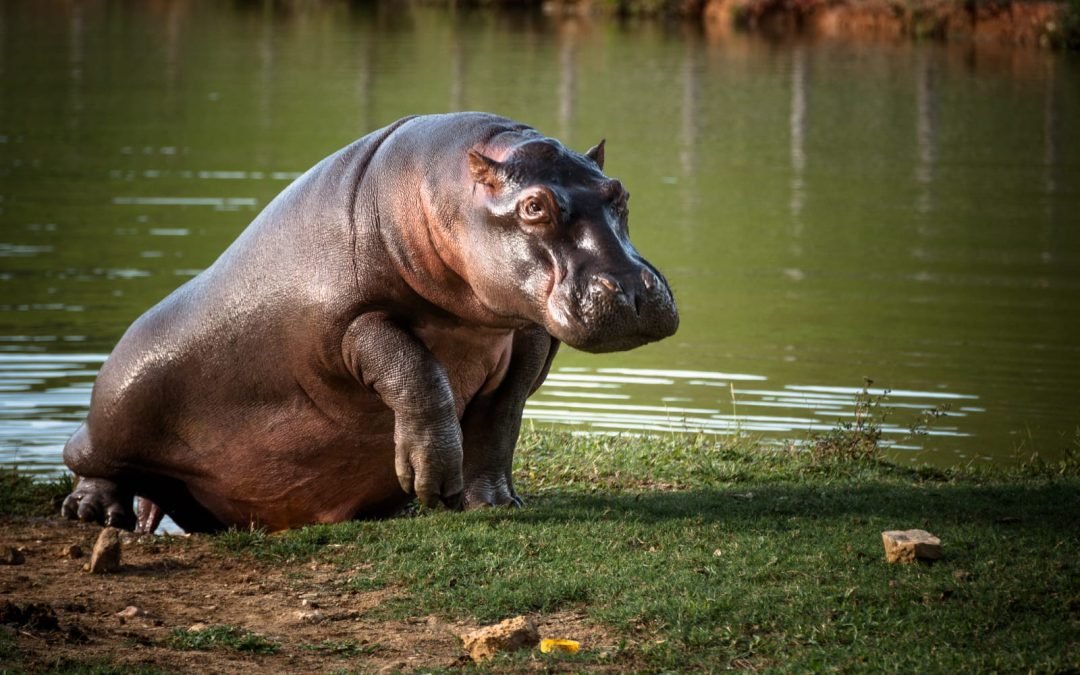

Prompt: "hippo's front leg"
[344,313,464,509]
[460,326,559,509]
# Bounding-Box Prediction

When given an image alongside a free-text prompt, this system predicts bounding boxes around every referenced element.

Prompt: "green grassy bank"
[3,431,1078,671]
[219,431,1080,671]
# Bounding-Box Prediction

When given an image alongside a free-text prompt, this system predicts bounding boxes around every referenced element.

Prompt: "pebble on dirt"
[0,546,25,565]
[58,544,83,559]
[461,615,540,663]
[116,606,148,619]
[88,527,123,574]
[881,529,943,563]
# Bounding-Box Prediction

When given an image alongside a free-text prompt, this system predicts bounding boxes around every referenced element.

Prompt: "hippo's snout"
[589,267,663,316]
[559,263,678,353]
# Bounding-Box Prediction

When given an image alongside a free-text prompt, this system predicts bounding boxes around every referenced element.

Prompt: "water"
[2,1,1078,475]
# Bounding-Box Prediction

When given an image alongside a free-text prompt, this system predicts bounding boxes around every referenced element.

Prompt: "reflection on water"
[112,196,259,210]
[789,45,807,223]
[1,2,1078,474]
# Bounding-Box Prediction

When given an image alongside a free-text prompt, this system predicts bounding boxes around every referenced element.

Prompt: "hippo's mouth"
[543,270,679,353]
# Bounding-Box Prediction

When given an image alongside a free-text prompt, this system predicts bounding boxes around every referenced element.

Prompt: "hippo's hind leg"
[60,425,137,530]
[61,478,136,530]
[63,426,226,534]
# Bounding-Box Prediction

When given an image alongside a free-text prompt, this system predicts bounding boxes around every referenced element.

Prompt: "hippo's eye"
[518,197,548,224]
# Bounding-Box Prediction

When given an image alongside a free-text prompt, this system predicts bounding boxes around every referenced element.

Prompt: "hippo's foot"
[463,476,523,510]
[61,477,136,530]
[395,428,465,510]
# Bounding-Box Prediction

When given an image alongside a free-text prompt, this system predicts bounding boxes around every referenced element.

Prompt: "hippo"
[60,112,679,534]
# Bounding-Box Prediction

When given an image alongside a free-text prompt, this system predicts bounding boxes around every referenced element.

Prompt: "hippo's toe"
[61,477,136,531]
[463,479,524,510]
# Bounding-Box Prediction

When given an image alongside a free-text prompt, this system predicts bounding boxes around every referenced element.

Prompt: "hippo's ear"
[467,150,504,190]
[585,139,605,171]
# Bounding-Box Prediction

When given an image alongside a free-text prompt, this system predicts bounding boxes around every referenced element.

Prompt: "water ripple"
[526,367,979,454]
[0,353,103,475]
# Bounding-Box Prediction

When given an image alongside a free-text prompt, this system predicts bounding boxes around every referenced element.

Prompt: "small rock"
[58,544,83,559]
[462,615,540,663]
[89,528,123,574]
[882,529,942,563]
[0,546,25,566]
[294,609,324,623]
[116,606,147,619]
[188,622,208,632]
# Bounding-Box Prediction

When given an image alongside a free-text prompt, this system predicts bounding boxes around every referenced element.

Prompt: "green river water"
[2,1,1079,474]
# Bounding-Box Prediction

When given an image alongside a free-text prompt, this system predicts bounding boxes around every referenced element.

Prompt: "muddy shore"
[0,516,609,672]
[543,0,1078,48]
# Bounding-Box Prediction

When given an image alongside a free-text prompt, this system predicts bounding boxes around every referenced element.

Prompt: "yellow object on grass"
[540,638,581,654]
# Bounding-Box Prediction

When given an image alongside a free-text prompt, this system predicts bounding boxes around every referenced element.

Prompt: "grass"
[0,470,72,518]
[166,624,280,654]
[3,424,1078,671]
[212,429,1080,672]
[0,627,16,664]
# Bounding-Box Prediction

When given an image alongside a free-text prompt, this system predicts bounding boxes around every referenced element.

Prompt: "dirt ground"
[0,516,614,673]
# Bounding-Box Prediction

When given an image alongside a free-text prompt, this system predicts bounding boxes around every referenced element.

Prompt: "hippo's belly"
[177,399,401,527]
[146,383,400,530]
[138,324,514,531]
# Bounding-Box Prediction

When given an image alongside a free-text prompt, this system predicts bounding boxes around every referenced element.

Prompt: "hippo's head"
[458,137,678,353]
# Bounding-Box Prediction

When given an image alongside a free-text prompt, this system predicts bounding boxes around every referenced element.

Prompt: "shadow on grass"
[502,481,1080,531]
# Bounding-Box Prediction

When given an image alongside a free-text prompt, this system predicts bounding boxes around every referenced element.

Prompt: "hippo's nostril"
[641,268,656,291]
[594,273,621,296]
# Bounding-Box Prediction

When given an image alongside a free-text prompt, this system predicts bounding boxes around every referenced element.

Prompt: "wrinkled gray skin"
[61,113,679,533]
